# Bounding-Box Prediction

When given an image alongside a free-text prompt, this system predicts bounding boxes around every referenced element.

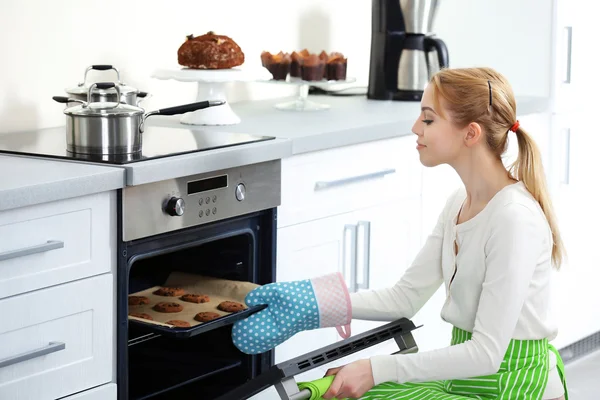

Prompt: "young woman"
[321,67,568,399]
[233,67,568,399]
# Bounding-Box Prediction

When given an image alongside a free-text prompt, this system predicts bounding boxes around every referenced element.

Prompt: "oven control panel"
[122,160,281,241]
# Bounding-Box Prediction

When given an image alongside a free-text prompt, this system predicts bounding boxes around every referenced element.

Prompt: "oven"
[117,160,280,400]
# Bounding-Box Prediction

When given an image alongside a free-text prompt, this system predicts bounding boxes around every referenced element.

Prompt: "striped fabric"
[359,327,567,399]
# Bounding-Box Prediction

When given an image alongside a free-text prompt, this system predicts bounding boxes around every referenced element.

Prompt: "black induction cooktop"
[0,125,275,165]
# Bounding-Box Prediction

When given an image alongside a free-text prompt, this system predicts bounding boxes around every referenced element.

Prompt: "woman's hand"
[322,359,375,399]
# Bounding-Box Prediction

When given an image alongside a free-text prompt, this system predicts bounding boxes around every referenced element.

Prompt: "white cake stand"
[151,66,270,125]
[258,77,357,111]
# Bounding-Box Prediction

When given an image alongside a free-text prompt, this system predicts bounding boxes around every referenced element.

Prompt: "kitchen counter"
[0,155,125,212]
[0,94,549,209]
[149,94,550,154]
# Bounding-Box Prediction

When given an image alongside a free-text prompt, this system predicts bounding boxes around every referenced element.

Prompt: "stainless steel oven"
[117,160,280,400]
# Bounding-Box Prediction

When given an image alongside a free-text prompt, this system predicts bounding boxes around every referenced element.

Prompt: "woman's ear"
[464,122,483,147]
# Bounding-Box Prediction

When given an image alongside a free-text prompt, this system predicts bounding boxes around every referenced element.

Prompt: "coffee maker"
[368,0,449,101]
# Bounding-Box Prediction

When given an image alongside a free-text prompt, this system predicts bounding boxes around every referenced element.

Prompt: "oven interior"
[126,231,271,400]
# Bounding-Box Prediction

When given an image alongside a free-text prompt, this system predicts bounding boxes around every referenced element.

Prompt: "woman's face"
[412,84,465,167]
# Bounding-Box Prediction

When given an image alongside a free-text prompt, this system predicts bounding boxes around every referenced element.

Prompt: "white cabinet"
[0,274,113,400]
[548,113,600,349]
[275,136,424,367]
[0,191,116,299]
[552,0,600,113]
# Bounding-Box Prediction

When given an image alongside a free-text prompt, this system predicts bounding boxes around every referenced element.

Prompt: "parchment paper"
[127,272,259,328]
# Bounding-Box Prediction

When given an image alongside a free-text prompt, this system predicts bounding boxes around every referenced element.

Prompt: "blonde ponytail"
[509,127,564,268]
[431,67,565,268]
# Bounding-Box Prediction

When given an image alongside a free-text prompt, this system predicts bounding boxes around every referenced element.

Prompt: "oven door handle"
[215,318,420,400]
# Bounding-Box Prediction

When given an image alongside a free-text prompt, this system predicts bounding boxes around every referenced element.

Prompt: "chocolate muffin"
[301,54,326,81]
[326,53,347,81]
[290,51,303,78]
[178,31,245,69]
[319,51,329,79]
[262,51,291,80]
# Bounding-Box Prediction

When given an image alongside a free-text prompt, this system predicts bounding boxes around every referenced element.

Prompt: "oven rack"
[128,303,268,339]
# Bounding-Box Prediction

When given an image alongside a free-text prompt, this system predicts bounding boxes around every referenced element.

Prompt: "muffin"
[326,53,348,81]
[261,51,291,80]
[301,54,326,81]
[290,51,303,78]
[319,51,329,79]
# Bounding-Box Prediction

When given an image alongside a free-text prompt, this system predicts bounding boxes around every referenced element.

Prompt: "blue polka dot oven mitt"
[232,272,352,355]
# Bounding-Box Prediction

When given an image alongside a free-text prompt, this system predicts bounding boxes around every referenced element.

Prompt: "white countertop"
[0,155,125,211]
[0,94,549,210]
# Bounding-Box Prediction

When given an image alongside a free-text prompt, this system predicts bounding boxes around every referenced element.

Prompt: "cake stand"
[259,77,356,111]
[151,66,270,125]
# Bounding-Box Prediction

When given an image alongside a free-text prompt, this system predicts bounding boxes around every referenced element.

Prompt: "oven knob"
[235,183,246,202]
[165,197,185,216]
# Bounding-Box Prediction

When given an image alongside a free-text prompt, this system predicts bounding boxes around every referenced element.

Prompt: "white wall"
[0,0,552,134]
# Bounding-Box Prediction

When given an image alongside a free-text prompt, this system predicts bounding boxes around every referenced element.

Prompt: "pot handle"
[147,100,225,117]
[79,65,122,86]
[52,96,86,106]
[88,82,121,108]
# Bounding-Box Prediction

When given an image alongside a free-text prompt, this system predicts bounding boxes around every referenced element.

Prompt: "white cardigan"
[350,182,558,385]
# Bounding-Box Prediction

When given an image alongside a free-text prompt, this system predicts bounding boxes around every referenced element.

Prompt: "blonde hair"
[430,67,564,268]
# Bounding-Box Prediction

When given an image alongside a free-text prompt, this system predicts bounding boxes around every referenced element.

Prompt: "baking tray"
[129,303,267,339]
[128,272,266,339]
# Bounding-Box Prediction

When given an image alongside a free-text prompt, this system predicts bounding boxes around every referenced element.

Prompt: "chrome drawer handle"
[314,168,396,191]
[0,341,66,368]
[0,240,64,262]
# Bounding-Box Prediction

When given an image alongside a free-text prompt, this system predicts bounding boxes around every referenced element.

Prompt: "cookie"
[129,312,153,321]
[194,312,221,322]
[153,287,186,297]
[180,294,210,304]
[166,320,191,328]
[153,302,184,313]
[217,301,246,313]
[128,296,150,306]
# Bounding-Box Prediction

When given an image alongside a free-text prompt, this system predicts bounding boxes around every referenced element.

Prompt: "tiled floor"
[564,350,600,399]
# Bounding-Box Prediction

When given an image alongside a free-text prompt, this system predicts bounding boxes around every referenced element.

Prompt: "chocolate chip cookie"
[153,287,186,297]
[129,312,153,321]
[180,294,210,304]
[128,296,150,306]
[194,312,221,322]
[217,301,246,313]
[166,320,191,328]
[153,302,184,313]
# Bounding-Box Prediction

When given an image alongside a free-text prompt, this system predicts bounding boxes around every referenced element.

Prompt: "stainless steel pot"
[53,82,225,155]
[65,65,150,107]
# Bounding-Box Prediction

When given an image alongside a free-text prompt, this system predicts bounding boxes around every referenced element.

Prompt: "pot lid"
[66,82,139,97]
[64,102,143,117]
[65,65,139,97]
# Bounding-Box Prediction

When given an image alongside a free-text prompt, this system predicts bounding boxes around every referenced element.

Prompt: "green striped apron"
[359,327,568,400]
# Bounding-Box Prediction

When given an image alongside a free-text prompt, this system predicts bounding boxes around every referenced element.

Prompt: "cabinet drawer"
[0,191,115,299]
[62,383,117,400]
[0,274,113,400]
[279,136,421,227]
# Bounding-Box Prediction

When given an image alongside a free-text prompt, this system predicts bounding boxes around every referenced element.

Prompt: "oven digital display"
[187,175,228,194]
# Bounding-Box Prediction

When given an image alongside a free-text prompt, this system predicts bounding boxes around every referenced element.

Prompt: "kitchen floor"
[249,350,600,399]
[563,350,600,399]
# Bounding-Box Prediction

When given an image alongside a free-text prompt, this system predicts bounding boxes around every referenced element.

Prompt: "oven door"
[216,318,421,400]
